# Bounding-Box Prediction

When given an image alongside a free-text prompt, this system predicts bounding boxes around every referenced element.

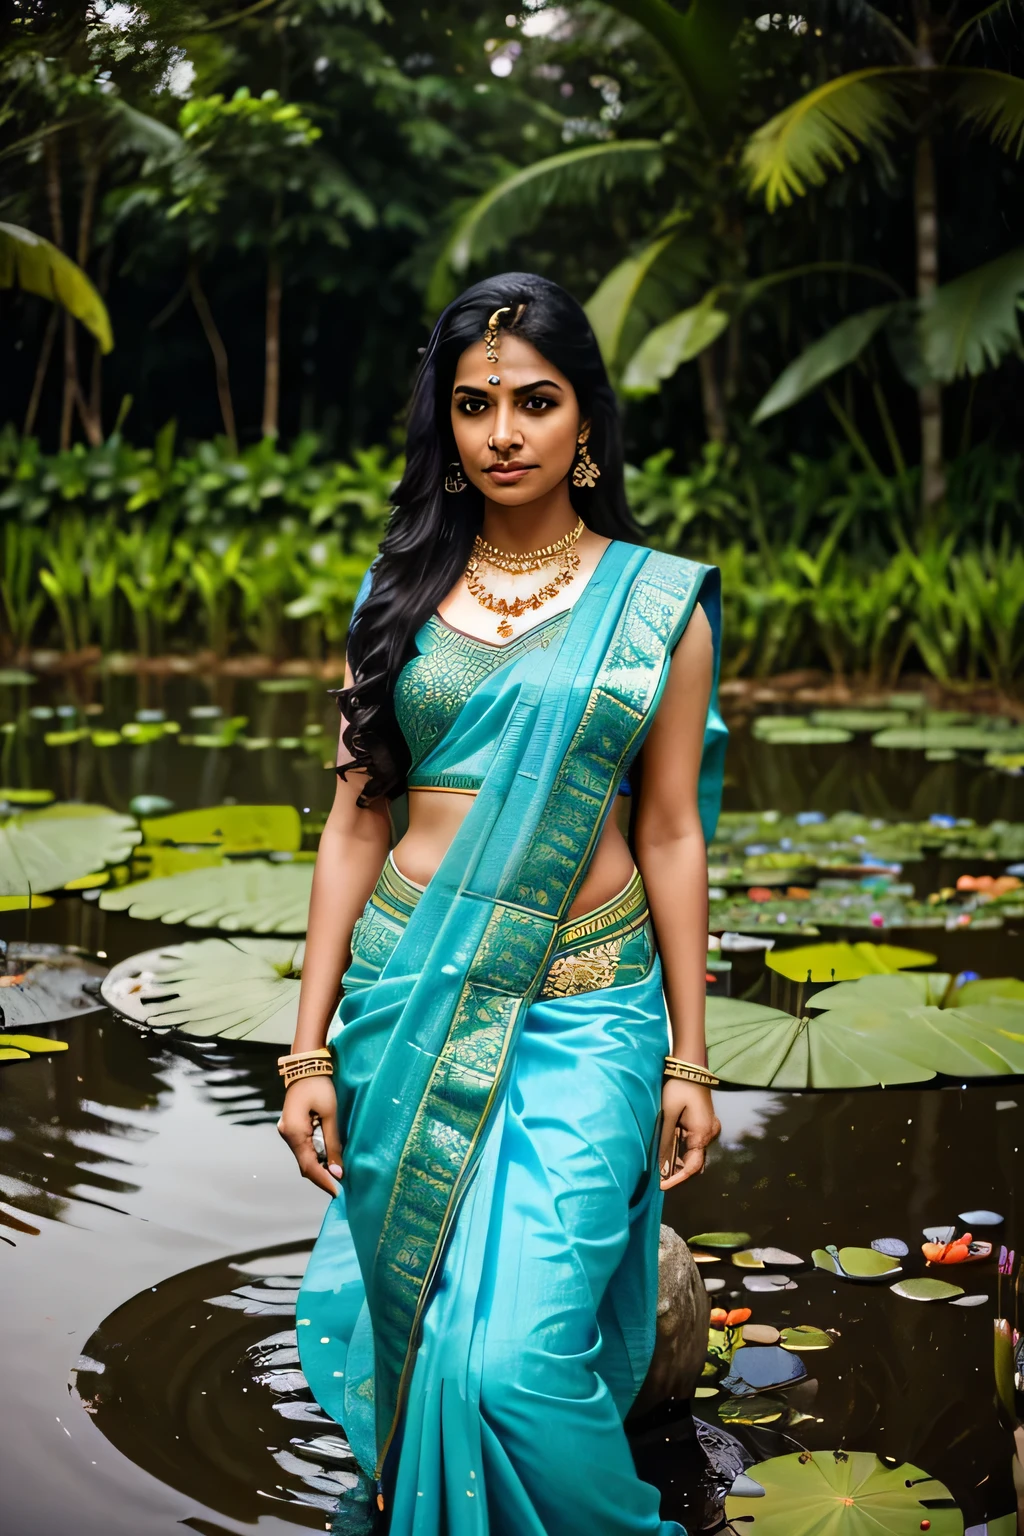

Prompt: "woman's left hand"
[658,1078,720,1190]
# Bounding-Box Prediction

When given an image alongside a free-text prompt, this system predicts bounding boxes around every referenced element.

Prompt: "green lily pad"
[100,938,304,1043]
[0,803,141,897]
[0,788,54,805]
[718,1394,786,1425]
[98,860,313,933]
[0,894,54,911]
[779,1326,832,1351]
[767,942,936,983]
[0,1033,70,1063]
[812,1246,902,1279]
[810,709,909,732]
[753,716,854,746]
[731,1250,765,1269]
[955,977,1024,1006]
[139,804,301,855]
[873,725,1024,751]
[724,1451,962,1534]
[706,997,934,1089]
[809,971,953,1010]
[687,1231,751,1251]
[890,1277,965,1302]
[0,669,37,685]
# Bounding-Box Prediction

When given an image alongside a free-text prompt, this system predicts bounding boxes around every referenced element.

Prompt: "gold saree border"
[372,551,705,1474]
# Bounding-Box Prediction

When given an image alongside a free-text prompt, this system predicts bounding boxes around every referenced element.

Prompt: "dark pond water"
[1,672,1022,1535]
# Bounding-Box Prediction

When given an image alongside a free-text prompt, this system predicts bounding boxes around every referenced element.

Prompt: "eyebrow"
[453,378,564,396]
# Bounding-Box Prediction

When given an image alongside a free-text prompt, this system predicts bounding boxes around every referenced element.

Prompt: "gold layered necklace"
[464,517,585,638]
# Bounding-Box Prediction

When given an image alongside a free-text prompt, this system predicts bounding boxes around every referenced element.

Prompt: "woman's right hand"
[277,1074,344,1197]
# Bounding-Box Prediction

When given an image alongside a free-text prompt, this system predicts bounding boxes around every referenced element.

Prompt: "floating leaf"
[779,1326,832,1351]
[812,1246,901,1280]
[871,1238,909,1258]
[704,1277,726,1293]
[949,1293,989,1307]
[690,1251,721,1265]
[0,894,55,911]
[718,1394,786,1425]
[809,971,952,1010]
[139,804,302,855]
[890,1278,965,1302]
[957,1209,1003,1225]
[758,726,854,746]
[731,1250,765,1269]
[0,1033,69,1063]
[0,803,140,896]
[923,1225,957,1245]
[873,725,1024,752]
[0,787,53,804]
[100,938,305,1043]
[724,1451,961,1533]
[708,997,931,1090]
[751,1247,803,1267]
[128,795,176,817]
[688,1231,751,1250]
[0,943,107,1028]
[810,709,909,733]
[99,861,313,933]
[767,941,936,983]
[0,670,36,685]
[956,978,1024,1006]
[744,1274,798,1292]
[721,1345,807,1396]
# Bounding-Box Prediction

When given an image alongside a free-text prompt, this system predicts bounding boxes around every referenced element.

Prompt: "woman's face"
[449,332,584,505]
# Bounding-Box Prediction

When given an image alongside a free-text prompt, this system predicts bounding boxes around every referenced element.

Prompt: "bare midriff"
[393,788,636,918]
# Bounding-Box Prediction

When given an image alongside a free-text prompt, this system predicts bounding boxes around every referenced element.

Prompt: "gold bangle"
[664,1055,719,1087]
[277,1047,332,1071]
[278,1048,333,1089]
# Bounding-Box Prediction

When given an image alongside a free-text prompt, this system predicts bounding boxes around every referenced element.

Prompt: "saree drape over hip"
[297,542,727,1534]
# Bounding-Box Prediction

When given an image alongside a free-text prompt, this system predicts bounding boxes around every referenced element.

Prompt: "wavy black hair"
[337,271,643,803]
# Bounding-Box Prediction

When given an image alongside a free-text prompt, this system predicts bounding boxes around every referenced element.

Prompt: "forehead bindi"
[453,333,569,392]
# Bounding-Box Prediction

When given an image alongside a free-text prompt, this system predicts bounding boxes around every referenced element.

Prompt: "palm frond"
[620,291,730,396]
[603,0,745,133]
[949,67,1024,157]
[426,140,664,314]
[751,304,899,423]
[0,223,113,352]
[921,246,1024,380]
[744,68,910,211]
[584,228,684,369]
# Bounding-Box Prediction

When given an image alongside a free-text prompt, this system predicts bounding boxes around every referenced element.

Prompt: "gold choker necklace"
[472,517,584,575]
[464,519,584,638]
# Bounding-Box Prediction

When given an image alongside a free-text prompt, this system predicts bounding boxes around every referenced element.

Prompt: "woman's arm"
[277,661,391,1195]
[633,601,721,1190]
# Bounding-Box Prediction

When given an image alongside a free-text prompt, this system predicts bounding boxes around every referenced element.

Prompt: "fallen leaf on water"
[752,1246,804,1266]
[718,1394,786,1426]
[871,1237,909,1258]
[780,1326,832,1352]
[742,1324,781,1345]
[890,1277,965,1302]
[957,1209,1003,1225]
[688,1231,751,1250]
[744,1274,798,1292]
[731,1249,765,1269]
[812,1245,902,1280]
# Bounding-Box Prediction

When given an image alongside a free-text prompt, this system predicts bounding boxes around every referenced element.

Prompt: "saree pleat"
[297,543,727,1532]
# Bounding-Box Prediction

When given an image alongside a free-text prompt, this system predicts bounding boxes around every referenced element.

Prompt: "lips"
[485,462,535,477]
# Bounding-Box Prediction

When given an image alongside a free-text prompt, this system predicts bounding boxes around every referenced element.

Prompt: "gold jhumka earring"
[571,425,600,489]
[444,461,468,493]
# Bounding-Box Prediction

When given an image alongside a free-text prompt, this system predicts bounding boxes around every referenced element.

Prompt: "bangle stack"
[278,1047,333,1089]
[664,1055,719,1087]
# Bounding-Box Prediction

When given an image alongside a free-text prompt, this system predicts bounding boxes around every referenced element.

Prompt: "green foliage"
[0,223,114,352]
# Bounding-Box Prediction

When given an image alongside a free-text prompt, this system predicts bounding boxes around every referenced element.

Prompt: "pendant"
[496,618,514,639]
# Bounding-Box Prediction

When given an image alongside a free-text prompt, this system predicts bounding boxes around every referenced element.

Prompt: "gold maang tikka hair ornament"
[482,303,527,384]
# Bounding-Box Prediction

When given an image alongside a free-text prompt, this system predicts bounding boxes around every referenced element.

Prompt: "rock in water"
[631,1224,710,1415]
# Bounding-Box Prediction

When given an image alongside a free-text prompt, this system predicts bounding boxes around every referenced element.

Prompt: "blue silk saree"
[297,541,727,1533]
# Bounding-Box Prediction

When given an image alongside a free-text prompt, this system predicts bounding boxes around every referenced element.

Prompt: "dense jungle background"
[2,0,1023,690]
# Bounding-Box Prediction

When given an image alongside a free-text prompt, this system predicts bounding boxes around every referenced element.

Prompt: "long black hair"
[338,271,642,803]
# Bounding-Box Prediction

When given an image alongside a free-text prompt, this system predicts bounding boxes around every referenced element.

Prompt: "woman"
[278,273,727,1535]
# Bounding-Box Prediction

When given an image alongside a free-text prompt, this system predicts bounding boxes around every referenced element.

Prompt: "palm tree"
[743,0,1024,518]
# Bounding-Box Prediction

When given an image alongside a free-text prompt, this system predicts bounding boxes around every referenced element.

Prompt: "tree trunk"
[698,345,727,443]
[23,310,59,437]
[262,252,282,439]
[74,150,104,447]
[44,135,81,452]
[187,257,238,451]
[915,17,945,521]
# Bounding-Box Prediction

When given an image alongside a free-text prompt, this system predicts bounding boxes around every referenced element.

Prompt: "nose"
[489,397,522,454]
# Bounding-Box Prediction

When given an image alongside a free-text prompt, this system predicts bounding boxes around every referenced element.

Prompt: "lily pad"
[767,941,936,983]
[810,709,909,732]
[721,1345,807,1396]
[704,1277,726,1293]
[718,1394,786,1425]
[98,861,313,933]
[873,725,1024,751]
[688,1231,751,1250]
[0,1033,70,1062]
[890,1277,965,1302]
[949,1294,989,1307]
[744,1274,797,1292]
[100,938,305,1043]
[0,894,55,911]
[779,1326,832,1351]
[724,1451,962,1533]
[139,804,302,855]
[707,997,932,1090]
[751,1247,803,1267]
[812,1246,902,1280]
[957,1209,1002,1225]
[810,971,952,1010]
[871,1238,909,1258]
[741,1324,781,1345]
[731,1250,765,1269]
[0,803,141,896]
[0,944,107,1028]
[0,787,54,805]
[0,669,37,685]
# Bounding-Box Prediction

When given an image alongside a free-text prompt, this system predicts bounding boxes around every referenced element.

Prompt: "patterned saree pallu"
[297,542,727,1487]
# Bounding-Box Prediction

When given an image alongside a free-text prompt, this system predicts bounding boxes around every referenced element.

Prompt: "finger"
[668,1142,706,1187]
[318,1106,344,1179]
[295,1140,340,1197]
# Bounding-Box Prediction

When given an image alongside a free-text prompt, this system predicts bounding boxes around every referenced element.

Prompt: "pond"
[1,671,1022,1536]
